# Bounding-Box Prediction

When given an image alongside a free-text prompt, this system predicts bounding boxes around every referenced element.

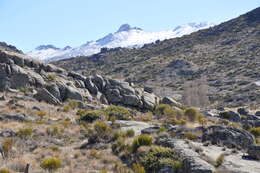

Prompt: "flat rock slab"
[115,120,153,135]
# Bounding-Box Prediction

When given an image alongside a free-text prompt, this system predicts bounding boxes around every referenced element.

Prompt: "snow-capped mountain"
[27,23,214,62]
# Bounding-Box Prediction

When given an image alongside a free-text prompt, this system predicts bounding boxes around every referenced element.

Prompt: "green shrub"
[104,106,132,120]
[68,99,78,110]
[94,121,111,134]
[18,87,28,94]
[132,163,146,173]
[126,129,135,137]
[112,137,128,154]
[139,146,181,172]
[47,74,56,81]
[154,104,184,120]
[183,132,198,140]
[37,111,47,119]
[40,157,62,172]
[132,135,153,152]
[215,154,225,167]
[63,105,70,112]
[184,107,200,122]
[250,127,260,137]
[79,110,103,123]
[0,168,12,173]
[16,127,33,139]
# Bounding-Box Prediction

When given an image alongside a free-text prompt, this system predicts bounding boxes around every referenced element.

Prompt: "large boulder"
[123,95,141,106]
[248,145,260,160]
[142,92,159,110]
[85,77,99,95]
[46,83,61,101]
[219,111,241,122]
[202,125,254,149]
[68,71,86,81]
[65,86,84,101]
[161,97,180,107]
[34,88,61,105]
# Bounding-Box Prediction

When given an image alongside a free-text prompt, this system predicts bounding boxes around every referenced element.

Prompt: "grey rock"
[92,74,106,91]
[158,166,176,173]
[0,129,15,137]
[202,125,254,149]
[255,111,260,117]
[32,106,41,111]
[123,95,141,106]
[68,71,86,81]
[85,77,99,95]
[65,86,83,101]
[105,88,122,103]
[219,111,241,122]
[74,80,85,88]
[141,126,160,134]
[0,113,36,122]
[248,145,260,160]
[46,83,61,101]
[144,86,153,93]
[142,92,159,110]
[161,97,179,107]
[34,88,61,105]
[237,107,249,115]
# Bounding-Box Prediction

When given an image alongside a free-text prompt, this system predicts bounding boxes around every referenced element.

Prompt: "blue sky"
[0,0,259,52]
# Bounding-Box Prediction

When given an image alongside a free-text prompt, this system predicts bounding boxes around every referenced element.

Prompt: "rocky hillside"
[0,48,161,111]
[54,7,260,108]
[0,44,260,173]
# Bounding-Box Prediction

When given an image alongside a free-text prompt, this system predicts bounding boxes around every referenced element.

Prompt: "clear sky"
[1,0,259,52]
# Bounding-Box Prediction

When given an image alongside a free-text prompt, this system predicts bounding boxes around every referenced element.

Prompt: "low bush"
[132,163,146,173]
[139,146,181,172]
[250,127,260,137]
[40,157,62,172]
[37,111,47,119]
[184,107,200,122]
[104,106,132,120]
[79,110,103,123]
[47,74,56,81]
[126,129,135,137]
[0,168,12,173]
[68,99,78,110]
[183,132,198,140]
[16,127,33,139]
[132,135,153,152]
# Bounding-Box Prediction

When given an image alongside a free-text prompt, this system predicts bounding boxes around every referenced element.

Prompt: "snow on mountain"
[27,22,214,62]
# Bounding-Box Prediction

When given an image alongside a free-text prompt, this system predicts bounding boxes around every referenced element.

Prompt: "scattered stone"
[161,96,180,107]
[202,125,254,149]
[248,145,260,160]
[0,113,36,122]
[237,107,249,115]
[0,129,15,137]
[219,111,241,122]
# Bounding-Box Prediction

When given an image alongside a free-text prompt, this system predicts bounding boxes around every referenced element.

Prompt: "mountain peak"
[116,24,142,33]
[36,44,60,51]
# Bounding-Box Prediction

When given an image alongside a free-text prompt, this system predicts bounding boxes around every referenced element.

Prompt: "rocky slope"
[27,23,213,62]
[54,7,260,108]
[0,48,160,111]
[0,43,260,173]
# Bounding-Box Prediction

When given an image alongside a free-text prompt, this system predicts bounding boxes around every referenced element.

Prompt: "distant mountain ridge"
[27,22,213,61]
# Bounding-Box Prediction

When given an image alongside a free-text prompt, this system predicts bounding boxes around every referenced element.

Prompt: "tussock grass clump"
[2,138,13,158]
[132,135,153,152]
[40,157,62,172]
[68,99,78,110]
